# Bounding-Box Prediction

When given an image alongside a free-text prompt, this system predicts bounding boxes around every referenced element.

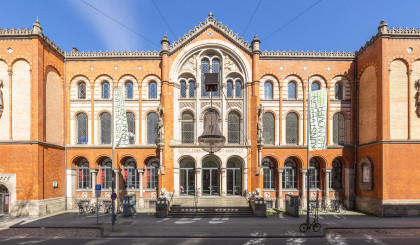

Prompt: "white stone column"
[300,169,307,209]
[221,168,227,197]
[243,168,248,196]
[90,169,98,202]
[277,168,284,209]
[66,169,76,209]
[196,168,201,197]
[113,168,121,210]
[137,168,144,209]
[323,168,332,205]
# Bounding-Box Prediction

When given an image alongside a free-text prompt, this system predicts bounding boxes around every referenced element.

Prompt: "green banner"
[113,86,130,148]
[309,89,328,151]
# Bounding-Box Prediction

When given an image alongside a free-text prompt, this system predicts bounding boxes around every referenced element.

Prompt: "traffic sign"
[111,193,117,200]
[95,184,101,198]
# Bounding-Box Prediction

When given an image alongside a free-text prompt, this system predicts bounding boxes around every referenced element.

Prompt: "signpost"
[95,184,101,225]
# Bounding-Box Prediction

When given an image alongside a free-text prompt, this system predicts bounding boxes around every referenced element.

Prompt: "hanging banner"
[309,89,328,151]
[113,86,130,148]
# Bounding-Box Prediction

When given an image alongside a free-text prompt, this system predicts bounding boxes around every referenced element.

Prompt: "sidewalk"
[1,210,420,238]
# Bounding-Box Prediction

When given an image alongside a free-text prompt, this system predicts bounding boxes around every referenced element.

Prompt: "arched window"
[101,158,112,189]
[78,159,91,189]
[127,112,135,144]
[100,112,111,144]
[124,158,138,189]
[149,81,157,99]
[263,113,275,144]
[147,158,159,189]
[78,82,86,99]
[333,113,345,145]
[309,158,320,189]
[262,158,275,189]
[335,82,343,100]
[228,112,240,144]
[235,80,242,98]
[181,112,194,143]
[227,80,233,98]
[102,81,110,99]
[286,112,298,144]
[125,81,133,99]
[76,113,88,144]
[147,112,158,144]
[264,81,273,99]
[212,59,220,97]
[283,158,297,189]
[188,80,195,98]
[288,81,297,99]
[201,59,210,97]
[180,81,187,98]
[311,82,320,91]
[180,158,195,195]
[331,159,342,189]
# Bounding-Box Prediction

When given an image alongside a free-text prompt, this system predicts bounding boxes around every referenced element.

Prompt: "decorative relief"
[180,55,197,73]
[415,79,420,118]
[224,55,239,73]
[229,102,242,110]
[180,102,195,110]
[201,102,220,110]
[359,157,373,192]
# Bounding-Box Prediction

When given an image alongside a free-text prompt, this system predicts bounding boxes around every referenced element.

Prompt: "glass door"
[227,168,242,195]
[180,168,195,195]
[202,168,220,196]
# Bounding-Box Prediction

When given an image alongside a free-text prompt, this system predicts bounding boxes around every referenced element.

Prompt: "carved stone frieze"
[180,55,197,73]
[180,102,196,110]
[224,55,239,73]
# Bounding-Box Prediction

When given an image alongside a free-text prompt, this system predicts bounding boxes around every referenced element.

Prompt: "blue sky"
[1,0,419,53]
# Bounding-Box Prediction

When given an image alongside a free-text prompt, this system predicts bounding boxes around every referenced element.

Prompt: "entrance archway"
[227,158,242,196]
[179,158,195,195]
[202,156,220,196]
[0,185,9,214]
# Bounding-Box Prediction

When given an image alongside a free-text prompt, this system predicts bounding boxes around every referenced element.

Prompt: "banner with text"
[113,86,130,148]
[309,89,328,151]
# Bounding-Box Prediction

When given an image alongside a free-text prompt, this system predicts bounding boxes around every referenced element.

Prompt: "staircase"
[169,196,254,217]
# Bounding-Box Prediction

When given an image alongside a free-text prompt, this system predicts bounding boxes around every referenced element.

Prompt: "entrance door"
[227,158,242,196]
[179,159,195,195]
[202,168,219,195]
[0,185,9,214]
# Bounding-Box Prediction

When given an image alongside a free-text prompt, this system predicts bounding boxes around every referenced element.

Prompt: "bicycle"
[299,219,321,232]
[319,200,329,213]
[77,201,90,214]
[329,199,346,214]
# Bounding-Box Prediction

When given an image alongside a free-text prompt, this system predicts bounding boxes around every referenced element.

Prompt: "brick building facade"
[0,14,419,216]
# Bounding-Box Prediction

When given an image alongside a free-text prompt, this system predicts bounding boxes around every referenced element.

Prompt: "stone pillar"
[323,168,332,205]
[66,169,76,209]
[137,168,144,209]
[407,70,412,140]
[344,168,355,210]
[221,168,227,197]
[8,70,12,140]
[277,169,284,209]
[90,169,98,202]
[196,168,202,197]
[300,169,307,209]
[243,168,248,196]
[113,168,121,198]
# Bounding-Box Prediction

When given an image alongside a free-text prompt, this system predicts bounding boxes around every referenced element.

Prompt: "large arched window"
[227,80,233,98]
[188,80,195,98]
[100,112,111,144]
[149,81,157,99]
[333,113,345,145]
[76,113,88,144]
[201,59,210,97]
[180,81,187,98]
[228,112,240,144]
[101,158,112,189]
[309,158,320,189]
[286,112,298,144]
[264,81,273,99]
[331,159,342,189]
[262,158,275,189]
[125,81,133,99]
[127,112,135,144]
[124,158,138,189]
[102,81,110,99]
[311,82,320,91]
[181,112,194,143]
[335,82,343,100]
[212,59,220,97]
[147,112,158,144]
[147,158,159,190]
[78,82,86,99]
[78,159,91,189]
[235,80,242,98]
[263,113,275,144]
[288,81,297,99]
[283,158,297,189]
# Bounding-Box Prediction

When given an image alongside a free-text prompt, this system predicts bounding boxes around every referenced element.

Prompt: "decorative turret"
[378,20,388,34]
[251,35,261,55]
[32,19,43,35]
[160,35,170,55]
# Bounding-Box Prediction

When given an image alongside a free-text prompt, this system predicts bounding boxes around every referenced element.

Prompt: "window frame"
[123,158,138,189]
[262,112,275,145]
[148,81,158,99]
[99,112,111,144]
[101,158,112,189]
[147,112,158,144]
[78,82,86,99]
[262,158,275,190]
[333,113,345,145]
[101,81,110,99]
[125,81,134,99]
[288,81,297,100]
[308,158,320,189]
[286,112,299,144]
[76,113,88,144]
[264,81,274,100]
[77,159,91,190]
[126,112,135,144]
[334,82,343,100]
[181,111,194,144]
[283,158,297,189]
[228,112,240,144]
[147,158,159,190]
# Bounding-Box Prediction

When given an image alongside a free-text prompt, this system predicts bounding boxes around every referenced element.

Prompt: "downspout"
[353,55,358,210]
[64,58,67,210]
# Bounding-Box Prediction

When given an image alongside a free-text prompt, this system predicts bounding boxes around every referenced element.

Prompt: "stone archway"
[0,185,9,214]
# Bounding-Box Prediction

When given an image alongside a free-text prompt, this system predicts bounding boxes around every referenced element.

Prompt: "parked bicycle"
[77,201,90,214]
[329,199,346,214]
[299,218,321,232]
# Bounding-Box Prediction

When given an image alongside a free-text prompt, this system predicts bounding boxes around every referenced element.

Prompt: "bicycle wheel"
[312,222,321,232]
[299,223,309,233]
